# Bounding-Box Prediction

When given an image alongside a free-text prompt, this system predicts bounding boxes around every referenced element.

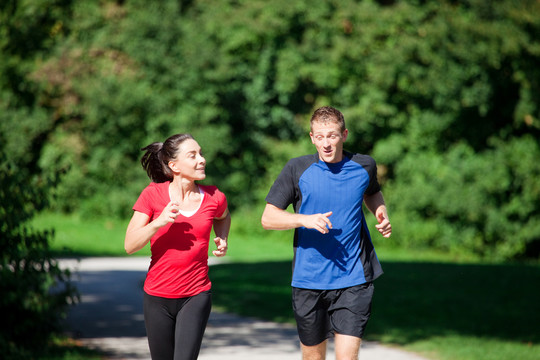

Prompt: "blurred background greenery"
[1,0,539,359]
[2,0,540,260]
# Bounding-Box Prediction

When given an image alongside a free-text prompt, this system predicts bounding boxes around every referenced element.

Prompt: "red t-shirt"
[133,182,227,298]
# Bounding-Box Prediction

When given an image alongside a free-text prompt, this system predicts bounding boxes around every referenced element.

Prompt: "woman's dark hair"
[140,133,195,182]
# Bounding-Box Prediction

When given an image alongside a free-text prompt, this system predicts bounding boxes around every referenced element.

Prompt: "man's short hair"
[310,106,346,133]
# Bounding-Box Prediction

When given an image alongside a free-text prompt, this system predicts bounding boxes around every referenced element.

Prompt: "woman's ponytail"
[140,133,194,182]
[140,142,171,183]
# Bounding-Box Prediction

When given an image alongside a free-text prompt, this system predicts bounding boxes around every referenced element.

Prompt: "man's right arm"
[261,203,333,234]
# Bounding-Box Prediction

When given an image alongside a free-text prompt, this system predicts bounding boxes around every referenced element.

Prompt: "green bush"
[380,136,540,260]
[0,146,77,359]
[1,0,539,259]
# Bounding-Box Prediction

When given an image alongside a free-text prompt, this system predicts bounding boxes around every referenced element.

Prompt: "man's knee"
[334,333,361,360]
[301,339,327,360]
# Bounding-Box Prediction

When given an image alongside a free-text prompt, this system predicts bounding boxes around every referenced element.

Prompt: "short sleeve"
[133,184,156,217]
[199,185,228,218]
[364,156,381,196]
[265,160,296,210]
[214,188,228,218]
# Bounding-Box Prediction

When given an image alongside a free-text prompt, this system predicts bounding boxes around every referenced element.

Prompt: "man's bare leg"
[301,339,327,360]
[334,333,361,360]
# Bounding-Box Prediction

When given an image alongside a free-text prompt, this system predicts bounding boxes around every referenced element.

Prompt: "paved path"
[59,257,429,360]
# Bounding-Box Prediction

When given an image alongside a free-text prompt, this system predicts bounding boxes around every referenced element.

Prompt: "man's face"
[310,120,348,163]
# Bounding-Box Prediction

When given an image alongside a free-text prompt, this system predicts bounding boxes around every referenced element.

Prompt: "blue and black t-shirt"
[265,151,384,290]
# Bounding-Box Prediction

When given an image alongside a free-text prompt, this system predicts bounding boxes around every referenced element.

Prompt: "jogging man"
[261,106,391,360]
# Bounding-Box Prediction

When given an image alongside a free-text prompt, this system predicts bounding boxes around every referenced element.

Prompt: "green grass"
[369,261,540,360]
[32,211,540,360]
[32,212,151,257]
[40,338,103,360]
[208,260,540,360]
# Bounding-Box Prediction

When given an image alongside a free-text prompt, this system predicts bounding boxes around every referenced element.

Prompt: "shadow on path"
[65,269,147,338]
[60,257,429,360]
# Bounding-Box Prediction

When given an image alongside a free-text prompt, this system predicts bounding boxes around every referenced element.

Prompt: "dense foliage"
[0,141,77,358]
[1,0,539,260]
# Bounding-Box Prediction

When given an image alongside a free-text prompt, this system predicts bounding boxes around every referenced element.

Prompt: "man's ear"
[342,129,349,142]
[309,132,315,144]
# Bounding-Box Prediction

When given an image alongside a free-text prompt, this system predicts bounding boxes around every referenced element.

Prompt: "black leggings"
[143,290,212,360]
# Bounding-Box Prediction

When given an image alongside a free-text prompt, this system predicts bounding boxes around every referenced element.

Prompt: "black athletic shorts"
[292,282,374,346]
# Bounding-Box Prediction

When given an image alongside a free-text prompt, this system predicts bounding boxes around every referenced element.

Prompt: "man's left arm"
[364,191,392,238]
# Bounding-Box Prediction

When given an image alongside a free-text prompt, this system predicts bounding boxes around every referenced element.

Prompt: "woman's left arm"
[212,208,231,257]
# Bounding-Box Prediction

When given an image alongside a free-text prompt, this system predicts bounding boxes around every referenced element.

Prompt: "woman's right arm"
[125,201,179,254]
[125,211,159,254]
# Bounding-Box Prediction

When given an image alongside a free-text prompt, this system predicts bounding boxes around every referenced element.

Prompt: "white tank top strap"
[177,186,204,217]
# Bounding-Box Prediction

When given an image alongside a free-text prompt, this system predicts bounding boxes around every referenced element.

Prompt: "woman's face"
[168,139,206,181]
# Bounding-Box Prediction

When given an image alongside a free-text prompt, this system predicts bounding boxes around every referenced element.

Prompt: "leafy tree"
[1,0,539,259]
[0,140,77,359]
[362,1,540,259]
